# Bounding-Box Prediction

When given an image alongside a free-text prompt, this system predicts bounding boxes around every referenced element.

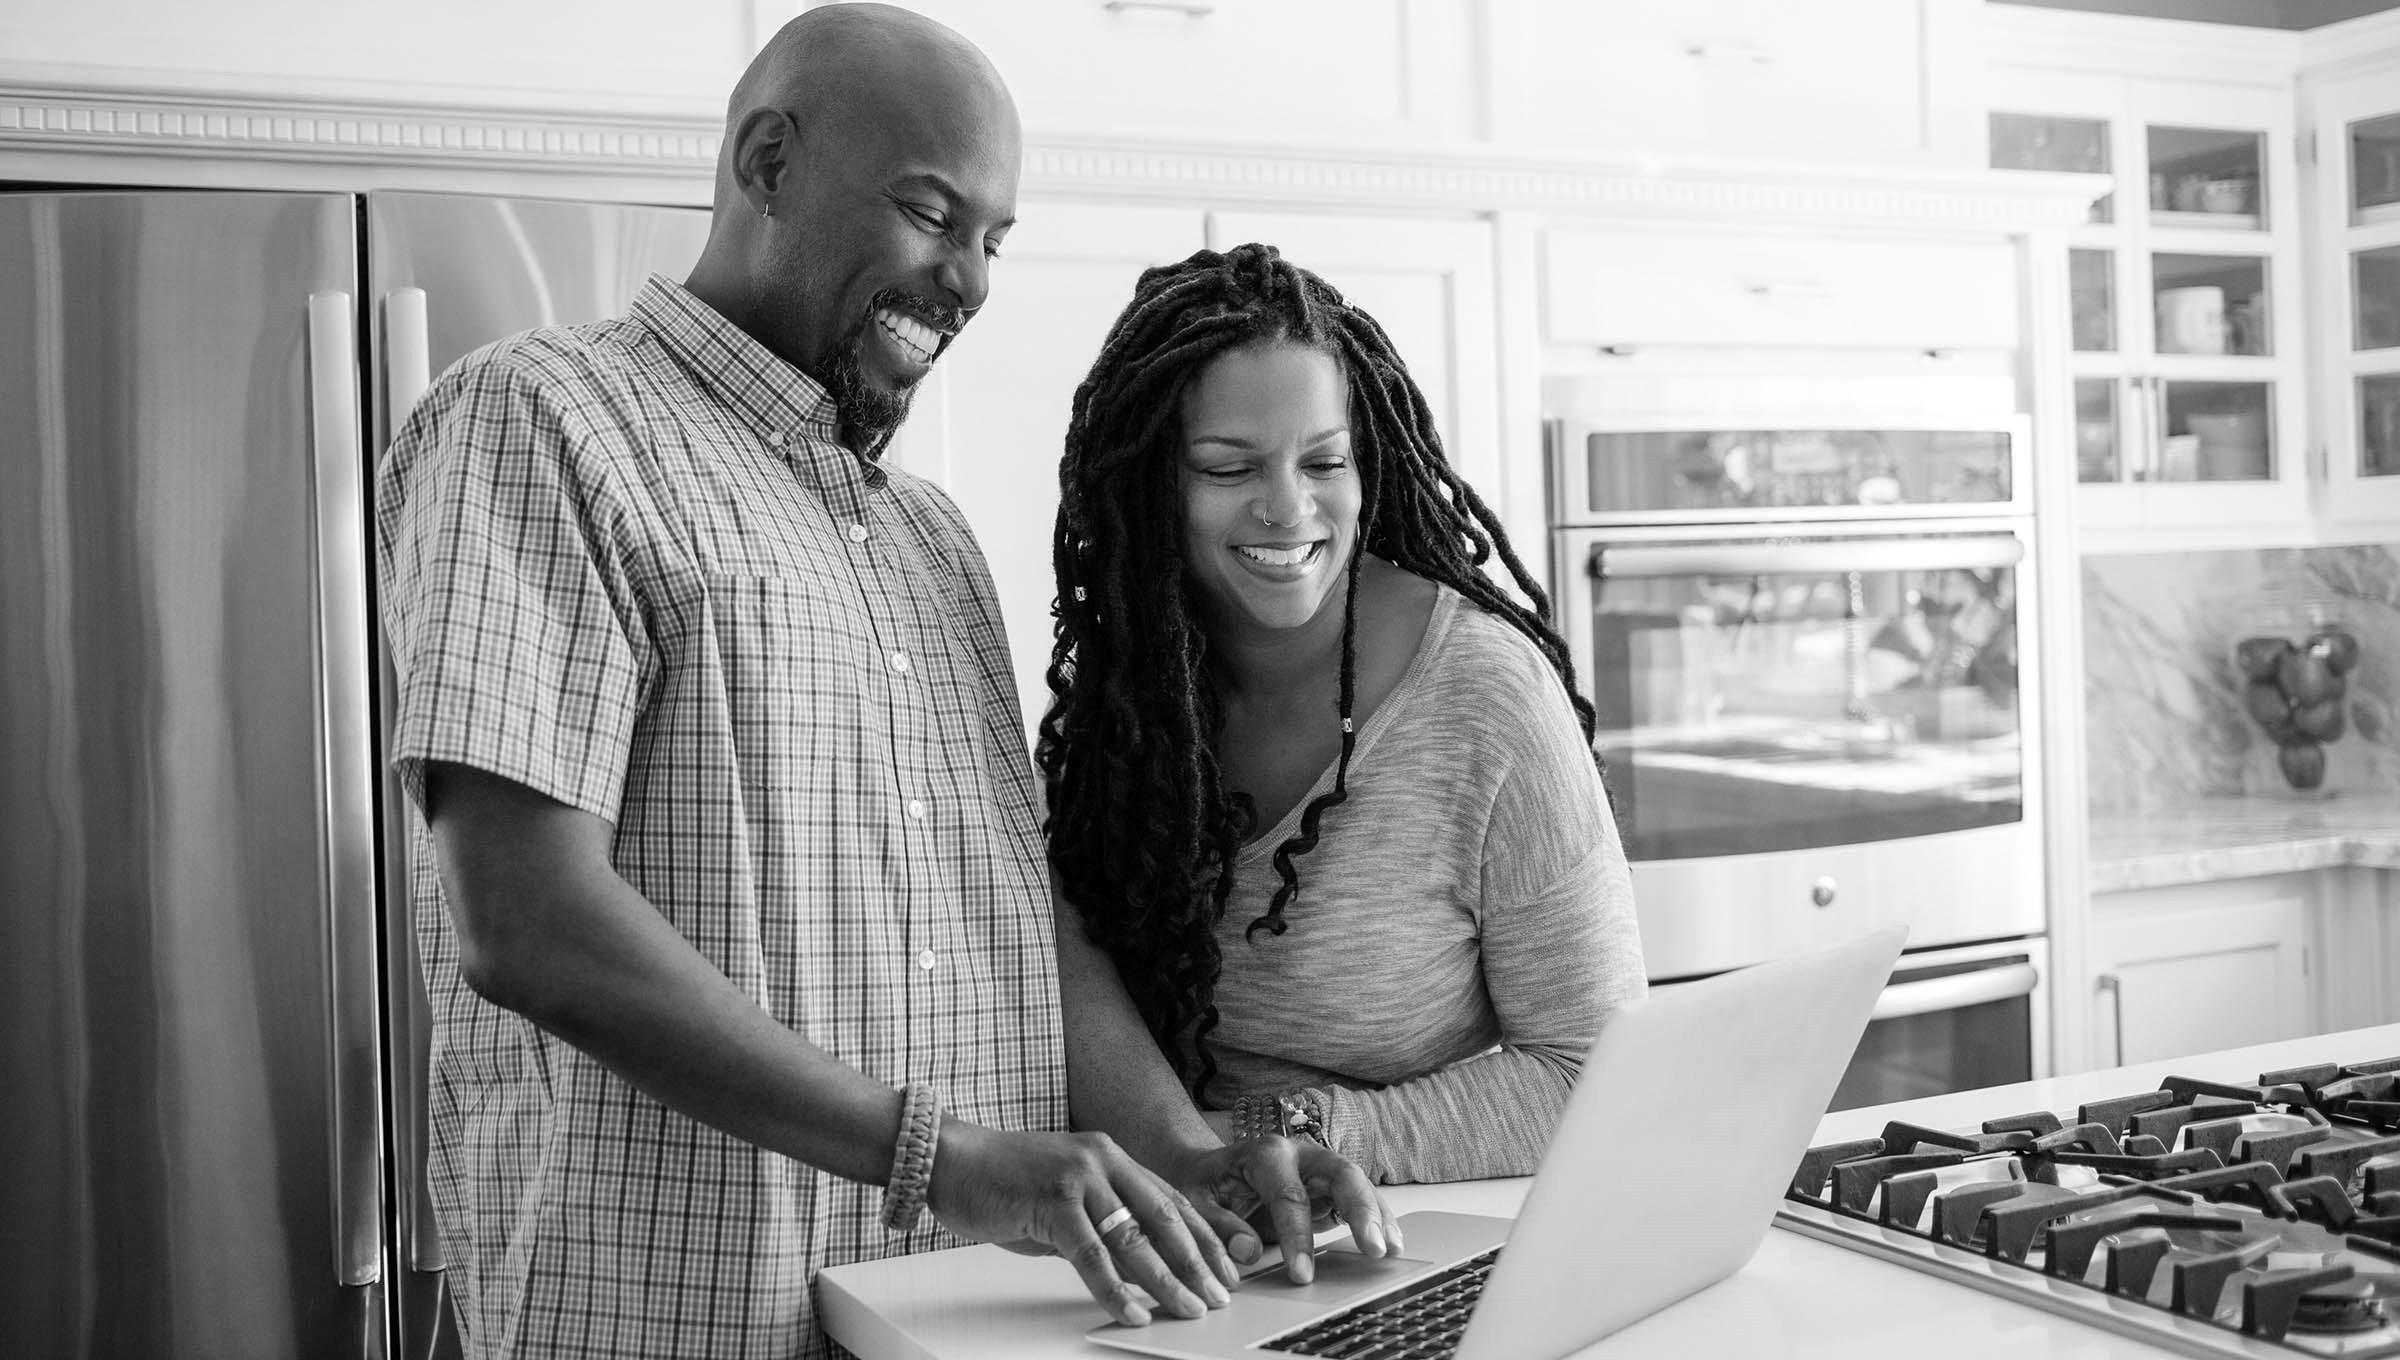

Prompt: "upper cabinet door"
[1494,0,1975,163]
[2309,60,2400,533]
[1989,66,2309,549]
[892,0,1480,145]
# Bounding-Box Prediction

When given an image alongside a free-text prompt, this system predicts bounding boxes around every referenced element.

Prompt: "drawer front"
[1544,229,2020,351]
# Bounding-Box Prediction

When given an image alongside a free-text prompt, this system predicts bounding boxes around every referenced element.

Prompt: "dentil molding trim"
[0,74,2103,234]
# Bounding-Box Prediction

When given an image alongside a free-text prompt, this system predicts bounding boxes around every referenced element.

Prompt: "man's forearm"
[1051,904,1220,1170]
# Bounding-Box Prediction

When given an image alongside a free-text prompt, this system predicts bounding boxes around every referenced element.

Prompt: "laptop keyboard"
[1258,1246,1501,1359]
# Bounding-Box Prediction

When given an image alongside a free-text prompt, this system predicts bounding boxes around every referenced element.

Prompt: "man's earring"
[759,199,774,221]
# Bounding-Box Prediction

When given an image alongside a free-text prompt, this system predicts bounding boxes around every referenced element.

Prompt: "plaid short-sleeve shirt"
[375,277,1066,1360]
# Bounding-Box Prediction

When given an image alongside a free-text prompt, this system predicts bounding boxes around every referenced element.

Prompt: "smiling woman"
[1039,243,1648,1185]
[1177,344,1363,636]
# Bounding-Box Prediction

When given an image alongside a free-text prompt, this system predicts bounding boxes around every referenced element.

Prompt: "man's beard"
[821,290,958,462]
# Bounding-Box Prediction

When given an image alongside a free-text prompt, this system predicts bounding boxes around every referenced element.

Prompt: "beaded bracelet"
[880,1081,943,1233]
[1233,1091,1276,1142]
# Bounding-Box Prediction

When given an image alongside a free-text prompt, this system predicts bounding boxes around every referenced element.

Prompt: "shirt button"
[915,948,936,972]
[889,651,911,675]
[848,523,869,543]
[906,798,926,819]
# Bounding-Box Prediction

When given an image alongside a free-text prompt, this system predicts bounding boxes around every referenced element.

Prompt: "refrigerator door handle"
[379,283,447,1274]
[385,286,432,425]
[307,290,387,1288]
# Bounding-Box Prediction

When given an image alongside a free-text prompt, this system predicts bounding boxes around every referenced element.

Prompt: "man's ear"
[730,107,797,218]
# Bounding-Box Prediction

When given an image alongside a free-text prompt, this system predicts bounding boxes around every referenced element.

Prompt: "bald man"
[374,6,1394,1358]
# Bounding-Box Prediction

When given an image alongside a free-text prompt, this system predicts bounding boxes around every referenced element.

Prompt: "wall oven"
[1547,380,2049,1085]
[1656,935,2049,1111]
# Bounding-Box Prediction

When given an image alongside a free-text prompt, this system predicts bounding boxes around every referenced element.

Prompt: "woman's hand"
[1159,1136,1402,1285]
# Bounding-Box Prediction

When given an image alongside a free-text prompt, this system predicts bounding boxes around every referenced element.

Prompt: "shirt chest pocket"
[707,573,883,790]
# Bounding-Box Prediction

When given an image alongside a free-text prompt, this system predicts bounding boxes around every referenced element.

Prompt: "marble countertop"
[2087,791,2400,893]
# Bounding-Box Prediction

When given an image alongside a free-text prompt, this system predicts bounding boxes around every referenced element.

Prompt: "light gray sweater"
[1197,586,1646,1183]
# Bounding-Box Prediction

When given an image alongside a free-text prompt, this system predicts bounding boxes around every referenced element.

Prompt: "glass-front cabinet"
[2313,69,2400,527]
[1990,73,2309,544]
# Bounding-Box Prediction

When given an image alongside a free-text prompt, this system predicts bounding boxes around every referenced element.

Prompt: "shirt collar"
[631,276,885,491]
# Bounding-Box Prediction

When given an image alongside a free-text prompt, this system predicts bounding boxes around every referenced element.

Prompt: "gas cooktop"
[1783,1056,2400,1358]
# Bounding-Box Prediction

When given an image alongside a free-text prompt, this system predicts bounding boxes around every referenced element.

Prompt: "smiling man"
[374,7,1393,1360]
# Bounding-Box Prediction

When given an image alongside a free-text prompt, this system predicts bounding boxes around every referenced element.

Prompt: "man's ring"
[1095,1206,1136,1237]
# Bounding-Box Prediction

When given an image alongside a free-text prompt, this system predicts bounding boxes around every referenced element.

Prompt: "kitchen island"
[821,1024,2400,1358]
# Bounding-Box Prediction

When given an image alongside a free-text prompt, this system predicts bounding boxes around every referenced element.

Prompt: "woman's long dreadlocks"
[1036,243,1597,1102]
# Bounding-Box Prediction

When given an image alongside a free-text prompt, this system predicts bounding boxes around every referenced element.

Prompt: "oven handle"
[1593,535,2024,580]
[1870,961,2039,1023]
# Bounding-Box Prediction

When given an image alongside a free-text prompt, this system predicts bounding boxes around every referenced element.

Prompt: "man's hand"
[1164,1136,1403,1285]
[928,1121,1238,1327]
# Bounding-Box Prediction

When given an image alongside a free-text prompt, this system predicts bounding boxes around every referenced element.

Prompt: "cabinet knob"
[1810,876,1838,908]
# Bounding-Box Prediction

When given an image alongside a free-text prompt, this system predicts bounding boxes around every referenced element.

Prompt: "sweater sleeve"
[1323,658,1646,1184]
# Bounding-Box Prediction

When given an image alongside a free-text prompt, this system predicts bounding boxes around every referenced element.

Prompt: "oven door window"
[1830,954,2037,1111]
[1589,534,2022,861]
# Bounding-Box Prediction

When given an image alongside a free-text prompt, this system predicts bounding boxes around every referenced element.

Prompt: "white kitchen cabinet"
[2085,874,2315,1070]
[1541,226,2020,353]
[886,201,1206,747]
[2313,864,2400,1036]
[1488,0,1978,164]
[888,0,1480,146]
[2307,55,2400,535]
[1203,211,1524,576]
[1984,60,2311,551]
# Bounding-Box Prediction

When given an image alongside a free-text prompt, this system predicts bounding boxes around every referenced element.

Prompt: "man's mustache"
[868,288,964,337]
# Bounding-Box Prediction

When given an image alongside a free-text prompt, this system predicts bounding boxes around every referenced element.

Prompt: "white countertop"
[820,1024,2400,1359]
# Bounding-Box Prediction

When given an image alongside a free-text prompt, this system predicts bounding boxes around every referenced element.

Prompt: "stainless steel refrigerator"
[1,187,711,1359]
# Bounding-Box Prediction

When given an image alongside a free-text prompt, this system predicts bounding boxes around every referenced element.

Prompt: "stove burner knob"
[1810,877,1838,909]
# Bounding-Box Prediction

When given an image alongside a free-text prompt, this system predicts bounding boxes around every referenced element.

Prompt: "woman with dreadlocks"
[1038,244,1644,1186]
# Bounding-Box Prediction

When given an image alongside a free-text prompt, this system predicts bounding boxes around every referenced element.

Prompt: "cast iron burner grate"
[1782,1056,2400,1357]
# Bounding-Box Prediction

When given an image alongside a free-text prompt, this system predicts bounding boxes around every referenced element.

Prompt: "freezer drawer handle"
[308,290,387,1288]
[1870,961,2039,1023]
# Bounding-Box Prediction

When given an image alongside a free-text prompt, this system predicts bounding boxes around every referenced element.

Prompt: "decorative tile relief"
[2083,545,2400,813]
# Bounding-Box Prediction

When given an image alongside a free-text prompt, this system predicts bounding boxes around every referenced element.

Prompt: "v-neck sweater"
[1195,585,1646,1183]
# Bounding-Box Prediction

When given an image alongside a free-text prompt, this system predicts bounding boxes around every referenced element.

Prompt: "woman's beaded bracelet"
[880,1081,944,1233]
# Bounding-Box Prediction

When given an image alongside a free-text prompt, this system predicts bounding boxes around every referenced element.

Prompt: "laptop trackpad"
[1234,1246,1440,1307]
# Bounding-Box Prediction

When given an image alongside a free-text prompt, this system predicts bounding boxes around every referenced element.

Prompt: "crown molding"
[0,70,2102,235]
[1026,131,2104,234]
[0,72,722,200]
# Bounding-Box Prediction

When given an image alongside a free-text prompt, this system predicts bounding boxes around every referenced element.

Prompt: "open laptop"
[1088,925,1903,1360]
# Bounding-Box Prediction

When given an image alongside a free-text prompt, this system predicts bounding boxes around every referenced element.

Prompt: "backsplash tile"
[2082,545,2400,814]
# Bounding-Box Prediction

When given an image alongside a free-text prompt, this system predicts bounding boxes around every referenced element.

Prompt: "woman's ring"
[1095,1206,1136,1237]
